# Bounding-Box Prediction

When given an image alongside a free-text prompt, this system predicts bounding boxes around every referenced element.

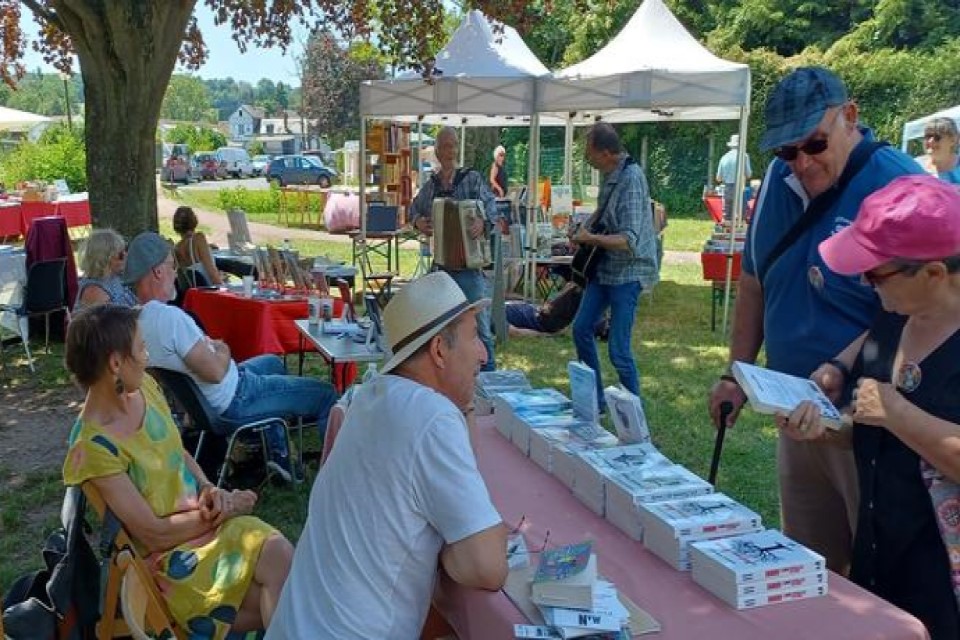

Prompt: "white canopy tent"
[0,106,50,132]
[536,0,752,330]
[358,9,551,295]
[901,105,960,151]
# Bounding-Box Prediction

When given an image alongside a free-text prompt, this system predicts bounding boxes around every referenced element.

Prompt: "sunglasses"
[861,265,910,287]
[925,133,943,142]
[774,138,829,161]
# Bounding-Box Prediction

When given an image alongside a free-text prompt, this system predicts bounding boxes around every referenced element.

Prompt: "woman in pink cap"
[779,174,960,639]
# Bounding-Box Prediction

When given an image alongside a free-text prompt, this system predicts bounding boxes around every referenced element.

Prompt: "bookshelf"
[364,121,413,223]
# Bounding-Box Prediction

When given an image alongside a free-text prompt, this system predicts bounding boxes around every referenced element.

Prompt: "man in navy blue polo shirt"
[707,67,922,574]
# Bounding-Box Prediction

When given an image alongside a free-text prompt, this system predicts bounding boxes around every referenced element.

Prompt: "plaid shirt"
[409,168,499,226]
[594,155,659,287]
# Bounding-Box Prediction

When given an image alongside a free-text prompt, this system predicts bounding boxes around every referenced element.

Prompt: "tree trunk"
[52,1,195,238]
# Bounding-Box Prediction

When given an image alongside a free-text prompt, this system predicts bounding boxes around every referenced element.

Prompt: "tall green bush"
[0,124,86,192]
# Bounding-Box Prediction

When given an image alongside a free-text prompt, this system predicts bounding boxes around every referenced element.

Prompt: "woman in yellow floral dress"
[62,304,293,639]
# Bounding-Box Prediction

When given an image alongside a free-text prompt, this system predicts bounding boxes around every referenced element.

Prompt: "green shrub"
[0,124,86,192]
[217,185,281,214]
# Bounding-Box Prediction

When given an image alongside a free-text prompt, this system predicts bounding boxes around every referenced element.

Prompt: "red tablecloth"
[183,288,356,388]
[433,418,929,640]
[704,194,756,224]
[0,197,90,237]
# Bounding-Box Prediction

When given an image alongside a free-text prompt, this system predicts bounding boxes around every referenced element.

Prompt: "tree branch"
[20,0,63,30]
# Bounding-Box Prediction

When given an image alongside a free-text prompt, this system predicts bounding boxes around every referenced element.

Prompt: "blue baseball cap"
[760,67,848,152]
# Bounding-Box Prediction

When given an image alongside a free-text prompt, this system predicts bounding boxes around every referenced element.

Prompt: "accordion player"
[431,198,491,270]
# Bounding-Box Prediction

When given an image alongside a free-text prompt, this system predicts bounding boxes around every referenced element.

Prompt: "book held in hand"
[731,361,844,430]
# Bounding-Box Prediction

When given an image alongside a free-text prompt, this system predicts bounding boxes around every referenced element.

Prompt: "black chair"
[147,367,296,487]
[0,257,69,355]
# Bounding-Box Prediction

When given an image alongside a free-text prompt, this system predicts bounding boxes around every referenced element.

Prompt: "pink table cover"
[433,417,930,640]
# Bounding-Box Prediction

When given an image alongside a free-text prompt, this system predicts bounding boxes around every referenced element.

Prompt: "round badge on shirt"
[808,265,825,291]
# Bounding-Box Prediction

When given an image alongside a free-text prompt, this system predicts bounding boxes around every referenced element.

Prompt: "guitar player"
[570,123,660,412]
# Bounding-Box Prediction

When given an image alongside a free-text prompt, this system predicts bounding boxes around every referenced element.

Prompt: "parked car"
[193,151,227,180]
[251,154,271,176]
[266,154,338,187]
[217,147,254,178]
[162,147,196,184]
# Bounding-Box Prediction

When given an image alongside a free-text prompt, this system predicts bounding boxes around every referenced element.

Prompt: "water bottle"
[362,363,378,383]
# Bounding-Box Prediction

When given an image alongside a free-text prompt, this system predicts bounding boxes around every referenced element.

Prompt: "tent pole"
[707,135,715,186]
[563,114,573,186]
[460,120,466,166]
[721,106,750,334]
[359,117,368,296]
[641,136,648,173]
[417,117,424,187]
[526,115,541,300]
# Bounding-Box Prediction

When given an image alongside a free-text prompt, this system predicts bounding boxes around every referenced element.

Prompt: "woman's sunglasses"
[925,133,943,142]
[774,138,829,162]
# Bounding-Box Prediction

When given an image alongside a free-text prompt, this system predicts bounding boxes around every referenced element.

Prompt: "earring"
[114,373,125,395]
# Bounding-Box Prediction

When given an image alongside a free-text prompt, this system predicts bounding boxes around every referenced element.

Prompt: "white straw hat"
[727,134,740,148]
[379,271,490,375]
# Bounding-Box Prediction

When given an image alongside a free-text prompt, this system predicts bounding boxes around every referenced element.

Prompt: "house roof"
[238,104,265,119]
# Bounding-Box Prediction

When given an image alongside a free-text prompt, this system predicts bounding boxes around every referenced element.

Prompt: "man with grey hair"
[409,126,502,371]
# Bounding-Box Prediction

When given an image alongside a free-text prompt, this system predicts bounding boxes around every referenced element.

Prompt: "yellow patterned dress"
[63,375,277,640]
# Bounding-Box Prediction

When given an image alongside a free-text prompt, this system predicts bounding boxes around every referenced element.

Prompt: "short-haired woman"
[920,117,960,184]
[76,229,138,310]
[172,206,223,286]
[62,304,293,637]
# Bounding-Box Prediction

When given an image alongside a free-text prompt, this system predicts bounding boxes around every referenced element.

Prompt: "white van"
[216,147,254,178]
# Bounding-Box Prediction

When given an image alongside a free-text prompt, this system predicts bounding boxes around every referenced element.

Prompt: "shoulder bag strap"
[758,141,888,284]
[187,235,198,287]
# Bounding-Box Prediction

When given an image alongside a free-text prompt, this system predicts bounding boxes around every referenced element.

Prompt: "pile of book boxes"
[479,364,828,617]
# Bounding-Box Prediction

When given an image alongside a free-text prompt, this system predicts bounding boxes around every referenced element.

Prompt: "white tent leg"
[526,115,541,301]
[563,114,573,186]
[721,106,751,334]
[359,117,368,296]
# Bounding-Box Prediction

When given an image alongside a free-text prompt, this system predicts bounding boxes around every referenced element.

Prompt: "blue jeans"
[446,268,495,371]
[572,281,642,409]
[222,354,337,440]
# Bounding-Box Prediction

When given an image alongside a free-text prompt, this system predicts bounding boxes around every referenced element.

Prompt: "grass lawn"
[0,257,778,589]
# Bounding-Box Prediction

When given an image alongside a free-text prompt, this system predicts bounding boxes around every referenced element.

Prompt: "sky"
[19,5,305,86]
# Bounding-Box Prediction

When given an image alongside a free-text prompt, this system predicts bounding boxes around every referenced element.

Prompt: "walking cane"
[709,401,733,487]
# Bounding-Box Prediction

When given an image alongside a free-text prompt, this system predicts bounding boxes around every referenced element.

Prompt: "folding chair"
[356,238,395,309]
[83,483,185,640]
[0,257,69,356]
[148,367,297,487]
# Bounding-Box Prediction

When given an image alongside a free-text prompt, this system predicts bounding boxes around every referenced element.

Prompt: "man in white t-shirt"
[716,133,753,221]
[123,233,337,460]
[267,272,507,639]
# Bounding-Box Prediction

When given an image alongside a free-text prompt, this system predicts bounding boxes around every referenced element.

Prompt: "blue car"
[266,155,338,187]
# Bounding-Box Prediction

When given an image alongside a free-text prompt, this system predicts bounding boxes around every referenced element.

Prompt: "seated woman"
[173,206,223,286]
[62,304,292,637]
[75,229,138,310]
[780,175,960,639]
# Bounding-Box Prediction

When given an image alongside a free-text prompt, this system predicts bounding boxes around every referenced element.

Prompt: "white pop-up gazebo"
[358,9,553,316]
[901,104,960,152]
[0,106,50,132]
[537,0,752,330]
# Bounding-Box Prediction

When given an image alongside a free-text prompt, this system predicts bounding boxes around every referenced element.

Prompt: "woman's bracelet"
[826,358,851,381]
[719,374,740,386]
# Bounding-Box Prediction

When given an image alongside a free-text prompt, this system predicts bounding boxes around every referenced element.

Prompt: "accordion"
[431,198,491,270]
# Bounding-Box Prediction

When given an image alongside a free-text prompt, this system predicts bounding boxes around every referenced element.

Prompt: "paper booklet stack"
[689,529,828,609]
[569,444,671,517]
[638,493,763,570]
[528,541,631,639]
[604,465,714,541]
[494,388,572,443]
[731,361,844,430]
[531,423,619,479]
[475,369,532,416]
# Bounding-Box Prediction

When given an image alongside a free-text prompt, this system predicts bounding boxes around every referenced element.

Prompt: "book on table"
[731,361,844,430]
[531,541,597,611]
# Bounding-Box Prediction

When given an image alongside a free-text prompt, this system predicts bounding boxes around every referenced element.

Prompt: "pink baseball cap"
[819,174,960,275]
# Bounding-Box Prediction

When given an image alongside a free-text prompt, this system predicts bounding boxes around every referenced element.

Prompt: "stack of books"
[474,369,531,416]
[690,529,828,609]
[549,424,620,491]
[605,465,714,541]
[493,388,571,443]
[638,493,763,570]
[513,408,595,457]
[530,541,631,639]
[569,444,670,517]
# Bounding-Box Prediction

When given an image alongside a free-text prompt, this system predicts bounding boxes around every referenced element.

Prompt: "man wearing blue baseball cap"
[707,67,923,574]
